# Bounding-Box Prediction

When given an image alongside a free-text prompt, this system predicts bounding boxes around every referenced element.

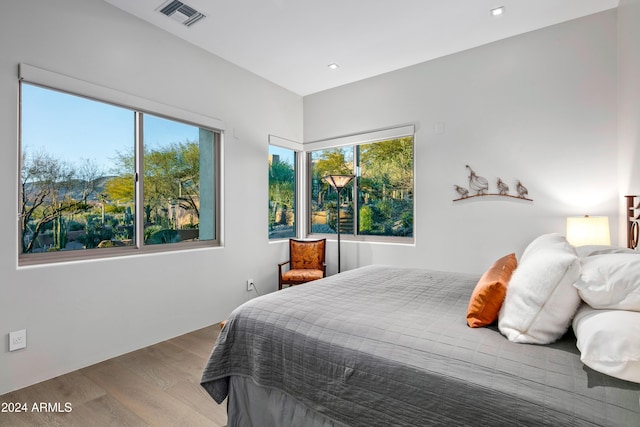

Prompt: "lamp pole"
[336,185,344,273]
[323,174,355,273]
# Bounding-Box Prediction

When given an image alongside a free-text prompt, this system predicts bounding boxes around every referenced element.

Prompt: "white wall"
[0,0,302,395]
[618,0,640,241]
[304,10,619,275]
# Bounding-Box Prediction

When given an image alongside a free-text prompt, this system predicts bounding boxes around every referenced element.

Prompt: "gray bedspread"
[201,265,640,426]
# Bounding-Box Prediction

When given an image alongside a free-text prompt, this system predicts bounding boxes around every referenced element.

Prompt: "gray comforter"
[201,265,640,426]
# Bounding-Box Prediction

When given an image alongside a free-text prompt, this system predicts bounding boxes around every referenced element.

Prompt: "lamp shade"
[323,174,355,190]
[566,215,611,246]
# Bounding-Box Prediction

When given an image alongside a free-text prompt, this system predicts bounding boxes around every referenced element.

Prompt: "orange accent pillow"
[466,253,518,328]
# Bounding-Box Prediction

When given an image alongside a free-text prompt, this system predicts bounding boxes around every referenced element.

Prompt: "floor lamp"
[323,174,355,273]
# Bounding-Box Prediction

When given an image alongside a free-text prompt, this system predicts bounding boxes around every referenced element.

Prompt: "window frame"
[18,64,224,266]
[305,126,415,244]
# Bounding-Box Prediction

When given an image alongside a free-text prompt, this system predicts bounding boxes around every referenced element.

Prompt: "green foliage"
[113,226,133,241]
[144,205,152,224]
[359,137,413,192]
[400,211,413,235]
[268,155,296,237]
[143,140,201,219]
[21,136,204,254]
[359,205,374,233]
[356,137,413,237]
[68,220,85,231]
[76,216,113,249]
[145,228,181,245]
[310,138,413,238]
[103,175,134,206]
[106,141,201,230]
[312,148,352,178]
[20,150,99,253]
[52,216,67,250]
[143,225,165,242]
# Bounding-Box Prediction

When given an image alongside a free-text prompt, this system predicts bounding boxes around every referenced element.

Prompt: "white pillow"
[520,233,570,263]
[573,304,640,383]
[499,234,581,344]
[574,254,640,311]
[574,245,637,258]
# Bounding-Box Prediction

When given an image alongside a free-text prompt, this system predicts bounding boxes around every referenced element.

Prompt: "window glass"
[19,83,219,263]
[309,138,413,239]
[142,114,215,245]
[357,137,413,237]
[20,84,134,254]
[269,145,296,239]
[310,147,354,234]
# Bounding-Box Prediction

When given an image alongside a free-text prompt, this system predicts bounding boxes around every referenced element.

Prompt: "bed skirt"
[227,376,344,427]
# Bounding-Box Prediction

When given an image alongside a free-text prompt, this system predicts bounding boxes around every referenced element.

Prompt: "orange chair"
[278,239,326,290]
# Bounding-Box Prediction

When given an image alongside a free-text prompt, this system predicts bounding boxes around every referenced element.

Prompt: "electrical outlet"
[9,329,27,351]
[247,279,255,292]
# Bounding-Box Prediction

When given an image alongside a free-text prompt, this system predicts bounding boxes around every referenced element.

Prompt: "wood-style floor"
[0,324,227,427]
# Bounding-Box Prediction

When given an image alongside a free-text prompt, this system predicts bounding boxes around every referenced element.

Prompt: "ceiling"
[103,0,619,96]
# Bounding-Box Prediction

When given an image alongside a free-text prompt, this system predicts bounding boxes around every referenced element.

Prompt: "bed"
[201,214,640,426]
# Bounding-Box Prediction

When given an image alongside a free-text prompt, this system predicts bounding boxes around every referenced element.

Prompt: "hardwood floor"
[0,324,227,427]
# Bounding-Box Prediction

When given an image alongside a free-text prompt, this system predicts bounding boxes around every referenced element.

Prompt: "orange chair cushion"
[290,240,325,270]
[281,269,324,283]
[466,253,518,328]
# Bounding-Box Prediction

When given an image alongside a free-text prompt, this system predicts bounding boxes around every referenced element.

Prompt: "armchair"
[278,239,326,290]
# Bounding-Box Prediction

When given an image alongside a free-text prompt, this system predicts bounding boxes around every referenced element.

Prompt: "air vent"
[158,0,205,27]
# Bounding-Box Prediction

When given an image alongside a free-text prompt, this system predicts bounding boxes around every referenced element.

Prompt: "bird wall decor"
[466,165,489,195]
[454,185,469,199]
[452,166,532,202]
[516,180,529,199]
[497,178,509,195]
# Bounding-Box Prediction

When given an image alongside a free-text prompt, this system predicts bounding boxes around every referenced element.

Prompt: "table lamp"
[566,215,611,246]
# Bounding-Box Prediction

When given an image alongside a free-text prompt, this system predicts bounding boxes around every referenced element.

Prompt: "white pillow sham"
[573,304,640,383]
[499,234,581,344]
[520,233,571,264]
[574,245,637,258]
[574,253,640,311]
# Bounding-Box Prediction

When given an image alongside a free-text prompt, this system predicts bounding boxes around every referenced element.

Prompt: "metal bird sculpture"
[497,178,509,195]
[466,165,489,195]
[454,185,469,199]
[516,180,529,199]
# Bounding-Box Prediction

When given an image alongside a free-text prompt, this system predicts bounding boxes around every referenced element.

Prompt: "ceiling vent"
[158,0,205,27]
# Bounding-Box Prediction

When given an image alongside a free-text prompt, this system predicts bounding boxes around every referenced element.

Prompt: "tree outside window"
[358,137,413,237]
[269,146,296,239]
[309,137,413,239]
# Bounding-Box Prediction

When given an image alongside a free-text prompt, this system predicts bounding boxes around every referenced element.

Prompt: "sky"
[21,83,199,175]
[22,83,298,179]
[269,144,296,166]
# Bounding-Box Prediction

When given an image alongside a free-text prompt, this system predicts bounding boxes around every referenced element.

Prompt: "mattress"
[201,265,640,426]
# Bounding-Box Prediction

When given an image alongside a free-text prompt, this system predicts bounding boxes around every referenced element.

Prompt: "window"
[268,145,297,239]
[19,82,221,265]
[309,136,414,241]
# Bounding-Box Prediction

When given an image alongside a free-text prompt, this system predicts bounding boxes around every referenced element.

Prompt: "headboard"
[625,195,639,249]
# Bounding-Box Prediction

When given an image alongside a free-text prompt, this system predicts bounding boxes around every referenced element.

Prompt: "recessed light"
[490,6,505,16]
[328,63,340,70]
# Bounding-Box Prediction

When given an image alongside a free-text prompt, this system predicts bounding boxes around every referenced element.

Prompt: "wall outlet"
[247,279,255,292]
[9,329,27,351]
